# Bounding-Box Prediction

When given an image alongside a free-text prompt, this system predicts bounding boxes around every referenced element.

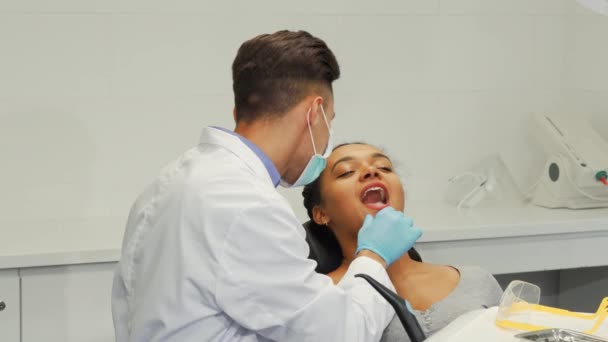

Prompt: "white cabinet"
[0,269,20,342]
[20,263,116,342]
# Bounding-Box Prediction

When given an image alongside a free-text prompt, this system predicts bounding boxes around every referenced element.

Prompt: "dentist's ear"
[309,96,325,126]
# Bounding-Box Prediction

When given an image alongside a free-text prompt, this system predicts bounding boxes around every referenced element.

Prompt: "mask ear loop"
[306,107,320,156]
[320,105,331,131]
[319,105,333,157]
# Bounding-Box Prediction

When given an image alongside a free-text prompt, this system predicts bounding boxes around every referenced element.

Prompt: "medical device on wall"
[445,154,522,213]
[530,113,608,209]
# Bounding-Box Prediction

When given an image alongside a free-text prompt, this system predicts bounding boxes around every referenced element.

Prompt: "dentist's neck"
[234,112,306,178]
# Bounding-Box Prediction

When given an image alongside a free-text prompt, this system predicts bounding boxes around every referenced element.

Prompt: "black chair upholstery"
[303,220,421,274]
[303,220,342,274]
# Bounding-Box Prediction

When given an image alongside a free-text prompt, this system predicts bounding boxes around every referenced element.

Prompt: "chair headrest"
[303,220,422,274]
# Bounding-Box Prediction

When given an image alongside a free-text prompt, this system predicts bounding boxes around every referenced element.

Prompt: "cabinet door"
[0,269,20,342]
[21,263,116,342]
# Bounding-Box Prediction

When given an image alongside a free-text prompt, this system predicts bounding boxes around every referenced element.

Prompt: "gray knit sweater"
[380,266,503,342]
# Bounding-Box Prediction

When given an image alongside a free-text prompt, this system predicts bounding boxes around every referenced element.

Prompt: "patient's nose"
[360,165,380,181]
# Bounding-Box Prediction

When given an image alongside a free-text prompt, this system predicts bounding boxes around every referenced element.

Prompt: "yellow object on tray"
[496,280,608,337]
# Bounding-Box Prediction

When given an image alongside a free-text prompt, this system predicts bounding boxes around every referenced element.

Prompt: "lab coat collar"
[211,127,280,187]
[199,126,279,188]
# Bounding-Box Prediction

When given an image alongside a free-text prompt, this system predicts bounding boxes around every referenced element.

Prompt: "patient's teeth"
[361,187,386,203]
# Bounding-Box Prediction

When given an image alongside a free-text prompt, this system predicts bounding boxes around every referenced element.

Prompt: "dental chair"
[303,220,426,341]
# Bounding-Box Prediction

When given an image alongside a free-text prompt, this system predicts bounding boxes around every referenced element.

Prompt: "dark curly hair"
[302,143,421,274]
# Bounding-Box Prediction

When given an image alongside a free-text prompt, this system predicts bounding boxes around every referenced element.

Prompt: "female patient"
[302,143,503,342]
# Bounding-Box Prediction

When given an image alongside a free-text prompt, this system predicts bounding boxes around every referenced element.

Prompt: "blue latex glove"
[355,207,422,266]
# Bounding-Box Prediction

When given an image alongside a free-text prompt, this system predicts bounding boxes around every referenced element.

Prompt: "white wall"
[563,1,608,140]
[0,0,603,224]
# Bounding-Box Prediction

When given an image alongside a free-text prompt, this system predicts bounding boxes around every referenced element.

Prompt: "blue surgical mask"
[280,105,333,188]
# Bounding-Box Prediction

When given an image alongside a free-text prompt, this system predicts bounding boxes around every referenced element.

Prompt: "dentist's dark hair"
[232,30,340,123]
[302,143,421,274]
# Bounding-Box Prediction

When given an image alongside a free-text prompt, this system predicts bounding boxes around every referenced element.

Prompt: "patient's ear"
[312,206,330,226]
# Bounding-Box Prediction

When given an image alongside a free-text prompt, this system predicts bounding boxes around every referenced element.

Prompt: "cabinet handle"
[0,301,5,311]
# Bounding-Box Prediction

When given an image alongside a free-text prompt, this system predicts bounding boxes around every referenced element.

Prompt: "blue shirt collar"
[212,126,281,187]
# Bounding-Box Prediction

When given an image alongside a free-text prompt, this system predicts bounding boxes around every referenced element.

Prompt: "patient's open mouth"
[360,182,390,210]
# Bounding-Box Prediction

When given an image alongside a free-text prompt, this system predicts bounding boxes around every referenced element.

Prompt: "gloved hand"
[355,207,422,266]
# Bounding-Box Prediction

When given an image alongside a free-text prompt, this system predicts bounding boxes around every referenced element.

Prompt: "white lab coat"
[112,127,395,342]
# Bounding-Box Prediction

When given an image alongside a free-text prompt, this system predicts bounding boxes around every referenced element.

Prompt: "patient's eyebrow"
[331,156,355,173]
[372,153,391,162]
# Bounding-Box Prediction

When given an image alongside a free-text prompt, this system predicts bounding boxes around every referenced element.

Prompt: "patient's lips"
[360,182,390,210]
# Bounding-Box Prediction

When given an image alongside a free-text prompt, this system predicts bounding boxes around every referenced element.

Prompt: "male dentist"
[112,30,422,342]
